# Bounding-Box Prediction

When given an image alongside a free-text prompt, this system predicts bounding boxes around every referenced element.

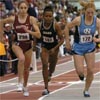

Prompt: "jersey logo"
[84,28,91,34]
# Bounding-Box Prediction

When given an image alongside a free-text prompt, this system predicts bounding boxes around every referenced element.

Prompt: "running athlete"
[0,1,41,97]
[40,5,64,95]
[64,0,100,97]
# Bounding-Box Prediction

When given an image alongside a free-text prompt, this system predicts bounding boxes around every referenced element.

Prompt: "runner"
[0,1,41,97]
[64,0,100,97]
[40,5,64,95]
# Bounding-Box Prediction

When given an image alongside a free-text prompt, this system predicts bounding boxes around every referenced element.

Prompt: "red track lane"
[0,55,100,100]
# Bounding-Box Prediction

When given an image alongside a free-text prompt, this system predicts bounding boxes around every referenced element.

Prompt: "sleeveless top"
[13,15,33,42]
[72,15,97,55]
[74,14,96,44]
[13,15,33,52]
[40,21,58,50]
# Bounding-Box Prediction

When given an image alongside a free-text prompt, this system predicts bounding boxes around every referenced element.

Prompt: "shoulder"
[30,16,37,21]
[67,16,81,28]
[96,17,100,28]
[71,16,81,25]
[30,16,38,24]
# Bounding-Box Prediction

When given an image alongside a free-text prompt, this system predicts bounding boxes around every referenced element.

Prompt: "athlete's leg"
[22,48,32,96]
[49,49,59,76]
[41,47,49,92]
[24,48,32,87]
[73,54,84,80]
[12,44,25,91]
[84,51,95,92]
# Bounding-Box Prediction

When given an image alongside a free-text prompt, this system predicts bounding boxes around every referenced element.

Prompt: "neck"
[18,13,27,18]
[84,15,94,25]
[86,16,93,21]
[85,14,93,21]
[44,21,51,27]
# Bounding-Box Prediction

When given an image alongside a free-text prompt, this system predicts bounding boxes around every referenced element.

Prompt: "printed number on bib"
[80,35,92,43]
[17,33,30,41]
[43,36,54,43]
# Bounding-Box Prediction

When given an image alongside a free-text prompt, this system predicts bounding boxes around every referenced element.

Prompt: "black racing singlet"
[40,21,58,50]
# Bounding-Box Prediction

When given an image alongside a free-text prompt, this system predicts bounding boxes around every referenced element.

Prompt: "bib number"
[17,33,30,41]
[43,36,54,43]
[80,35,92,43]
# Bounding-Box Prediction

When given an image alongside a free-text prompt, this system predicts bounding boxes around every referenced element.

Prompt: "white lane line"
[0,57,72,84]
[0,83,17,87]
[0,59,74,94]
[38,63,100,100]
[0,58,100,94]
[38,79,100,100]
[0,52,100,94]
[0,52,100,84]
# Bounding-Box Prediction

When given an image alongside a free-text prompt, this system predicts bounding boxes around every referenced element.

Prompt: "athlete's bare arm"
[22,16,41,39]
[64,16,80,50]
[93,18,100,42]
[54,22,64,50]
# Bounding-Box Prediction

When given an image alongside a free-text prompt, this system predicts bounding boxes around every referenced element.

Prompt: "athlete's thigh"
[24,49,32,66]
[12,44,24,59]
[73,54,84,69]
[49,49,59,63]
[84,51,95,69]
[41,47,49,64]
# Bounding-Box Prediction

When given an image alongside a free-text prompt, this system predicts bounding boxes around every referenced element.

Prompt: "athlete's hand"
[21,25,29,33]
[93,37,100,42]
[66,42,72,52]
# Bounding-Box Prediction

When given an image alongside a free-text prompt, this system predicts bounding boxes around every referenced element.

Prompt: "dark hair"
[18,0,29,8]
[43,5,53,14]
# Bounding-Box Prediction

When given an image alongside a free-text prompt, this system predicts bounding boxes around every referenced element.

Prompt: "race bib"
[43,36,54,43]
[17,33,30,41]
[80,35,92,43]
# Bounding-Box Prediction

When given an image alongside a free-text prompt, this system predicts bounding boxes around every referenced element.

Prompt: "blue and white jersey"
[72,15,97,55]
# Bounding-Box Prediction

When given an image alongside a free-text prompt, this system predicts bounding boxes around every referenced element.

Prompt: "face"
[85,8,95,18]
[18,3,28,14]
[5,25,12,31]
[43,11,53,24]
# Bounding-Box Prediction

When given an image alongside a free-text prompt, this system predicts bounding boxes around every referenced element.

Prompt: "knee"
[42,63,48,70]
[18,55,25,64]
[24,67,30,72]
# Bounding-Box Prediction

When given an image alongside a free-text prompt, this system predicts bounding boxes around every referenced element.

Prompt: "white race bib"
[80,35,92,43]
[17,33,30,41]
[43,36,54,43]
